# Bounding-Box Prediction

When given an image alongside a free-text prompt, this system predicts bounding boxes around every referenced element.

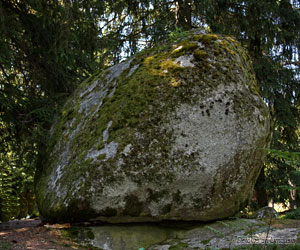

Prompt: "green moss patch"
[169,242,189,250]
[49,31,259,167]
[0,241,13,250]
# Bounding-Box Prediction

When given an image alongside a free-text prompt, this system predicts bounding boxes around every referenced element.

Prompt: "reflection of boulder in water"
[35,29,271,223]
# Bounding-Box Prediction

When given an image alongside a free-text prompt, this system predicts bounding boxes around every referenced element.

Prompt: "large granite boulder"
[35,29,271,223]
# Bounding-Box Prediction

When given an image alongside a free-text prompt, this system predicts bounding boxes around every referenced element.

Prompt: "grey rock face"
[35,30,271,223]
[253,206,278,219]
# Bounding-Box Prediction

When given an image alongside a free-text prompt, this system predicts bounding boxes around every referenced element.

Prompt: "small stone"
[253,206,278,219]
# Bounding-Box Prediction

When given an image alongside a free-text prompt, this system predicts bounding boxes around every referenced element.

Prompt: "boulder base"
[63,219,269,250]
[35,30,271,223]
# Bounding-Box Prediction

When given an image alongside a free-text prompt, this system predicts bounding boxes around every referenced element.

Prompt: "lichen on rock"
[35,29,271,223]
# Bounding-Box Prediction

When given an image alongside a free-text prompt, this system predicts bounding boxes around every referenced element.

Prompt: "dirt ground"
[0,219,84,250]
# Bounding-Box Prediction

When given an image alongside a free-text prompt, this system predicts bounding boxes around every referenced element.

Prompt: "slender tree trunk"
[288,179,298,209]
[254,168,269,208]
[246,2,263,60]
[255,186,268,208]
[175,0,192,30]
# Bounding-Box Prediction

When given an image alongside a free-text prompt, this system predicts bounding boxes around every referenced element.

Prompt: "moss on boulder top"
[35,29,271,223]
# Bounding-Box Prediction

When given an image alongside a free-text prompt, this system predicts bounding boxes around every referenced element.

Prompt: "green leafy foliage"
[267,149,300,204]
[0,241,13,250]
[269,150,300,167]
[0,150,36,222]
[281,208,300,219]
[0,159,20,222]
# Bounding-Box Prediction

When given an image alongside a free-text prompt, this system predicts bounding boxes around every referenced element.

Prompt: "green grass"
[280,208,300,220]
[0,241,13,250]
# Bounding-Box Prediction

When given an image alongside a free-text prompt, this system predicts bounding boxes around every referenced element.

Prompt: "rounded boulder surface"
[35,30,271,223]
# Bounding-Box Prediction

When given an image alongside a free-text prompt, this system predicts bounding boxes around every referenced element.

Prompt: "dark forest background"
[0,0,299,222]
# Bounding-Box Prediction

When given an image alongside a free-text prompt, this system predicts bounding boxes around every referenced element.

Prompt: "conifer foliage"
[0,0,106,221]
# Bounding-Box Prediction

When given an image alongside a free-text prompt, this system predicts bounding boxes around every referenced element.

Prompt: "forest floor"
[0,219,86,250]
[1,217,300,250]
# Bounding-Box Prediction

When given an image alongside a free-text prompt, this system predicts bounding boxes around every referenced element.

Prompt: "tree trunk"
[288,179,298,209]
[254,168,269,208]
[176,0,192,30]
